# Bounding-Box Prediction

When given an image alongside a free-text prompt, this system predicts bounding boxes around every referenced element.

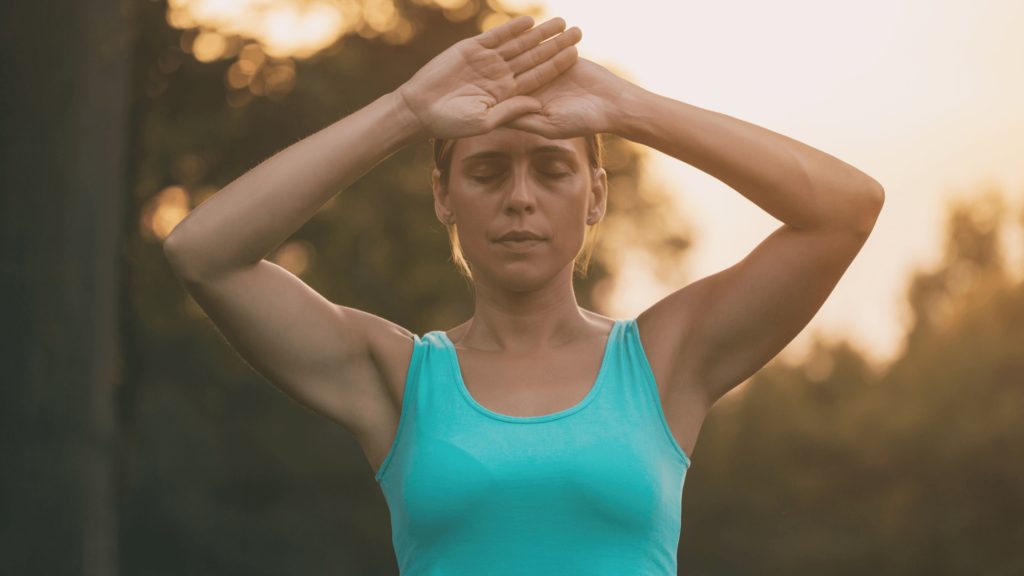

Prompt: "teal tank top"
[374,317,692,575]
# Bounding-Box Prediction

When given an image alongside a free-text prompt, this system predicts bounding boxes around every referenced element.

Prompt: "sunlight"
[167,0,354,58]
[272,240,315,276]
[158,0,1024,367]
[142,186,191,242]
[191,30,230,61]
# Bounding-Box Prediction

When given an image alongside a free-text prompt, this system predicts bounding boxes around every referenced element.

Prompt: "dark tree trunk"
[0,0,132,573]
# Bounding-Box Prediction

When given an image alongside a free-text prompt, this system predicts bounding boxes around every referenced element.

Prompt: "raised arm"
[162,17,582,457]
[618,74,884,407]
[505,58,883,425]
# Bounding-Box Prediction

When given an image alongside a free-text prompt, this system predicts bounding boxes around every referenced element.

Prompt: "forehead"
[451,129,587,162]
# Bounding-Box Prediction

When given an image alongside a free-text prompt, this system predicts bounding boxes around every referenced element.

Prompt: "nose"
[503,167,537,217]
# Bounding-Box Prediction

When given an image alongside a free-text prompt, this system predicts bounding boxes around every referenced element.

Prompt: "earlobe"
[435,203,454,226]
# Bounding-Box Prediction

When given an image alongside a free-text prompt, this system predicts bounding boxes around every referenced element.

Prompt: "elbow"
[849,178,885,238]
[866,177,885,212]
[162,226,185,261]
[162,225,204,283]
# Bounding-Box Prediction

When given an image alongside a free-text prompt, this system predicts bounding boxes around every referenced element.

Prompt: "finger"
[476,15,536,49]
[515,45,578,95]
[506,26,581,76]
[493,17,566,60]
[500,113,556,139]
[483,96,542,132]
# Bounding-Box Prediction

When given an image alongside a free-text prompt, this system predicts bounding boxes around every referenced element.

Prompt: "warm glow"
[504,0,1024,367]
[238,43,266,68]
[433,0,468,9]
[265,66,296,98]
[166,0,520,106]
[443,0,478,23]
[382,17,416,45]
[165,0,435,58]
[362,0,399,32]
[192,30,228,61]
[479,11,510,32]
[803,348,836,383]
[226,60,251,88]
[168,0,349,58]
[166,0,516,59]
[160,0,1024,367]
[141,186,192,241]
[272,240,314,276]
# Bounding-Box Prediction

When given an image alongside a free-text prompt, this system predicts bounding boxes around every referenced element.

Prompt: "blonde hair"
[432,134,604,282]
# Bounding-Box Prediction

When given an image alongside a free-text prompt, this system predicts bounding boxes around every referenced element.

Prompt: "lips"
[496,230,544,242]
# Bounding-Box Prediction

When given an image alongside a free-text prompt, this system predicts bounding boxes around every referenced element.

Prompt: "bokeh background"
[2,0,1023,574]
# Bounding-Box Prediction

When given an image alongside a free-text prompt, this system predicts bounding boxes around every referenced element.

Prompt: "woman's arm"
[166,17,581,281]
[164,91,420,281]
[162,17,582,448]
[506,58,883,413]
[618,78,884,410]
[614,84,884,235]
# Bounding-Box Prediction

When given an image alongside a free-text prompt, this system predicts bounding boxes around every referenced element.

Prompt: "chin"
[479,260,573,292]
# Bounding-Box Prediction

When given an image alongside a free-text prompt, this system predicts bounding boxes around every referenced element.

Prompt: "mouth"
[497,239,543,249]
[495,231,544,243]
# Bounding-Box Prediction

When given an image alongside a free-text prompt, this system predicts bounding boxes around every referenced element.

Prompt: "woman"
[164,15,883,575]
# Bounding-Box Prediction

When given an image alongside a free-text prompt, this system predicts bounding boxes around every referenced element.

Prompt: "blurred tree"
[0,0,131,573]
[678,189,1024,575]
[119,0,691,574]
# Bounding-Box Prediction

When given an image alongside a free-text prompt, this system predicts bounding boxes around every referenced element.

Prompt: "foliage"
[678,190,1024,575]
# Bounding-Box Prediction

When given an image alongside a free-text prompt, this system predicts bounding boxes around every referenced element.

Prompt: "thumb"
[484,96,542,131]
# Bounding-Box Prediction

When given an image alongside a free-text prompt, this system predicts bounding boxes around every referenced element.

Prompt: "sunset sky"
[499,0,1024,368]
[169,0,1024,369]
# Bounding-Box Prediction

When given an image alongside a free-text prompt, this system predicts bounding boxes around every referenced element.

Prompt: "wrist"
[607,82,654,142]
[383,89,430,146]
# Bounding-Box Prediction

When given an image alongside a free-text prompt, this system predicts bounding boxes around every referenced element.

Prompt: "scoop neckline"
[438,319,622,423]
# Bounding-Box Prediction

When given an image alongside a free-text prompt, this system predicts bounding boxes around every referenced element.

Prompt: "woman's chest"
[390,415,686,539]
[454,345,606,418]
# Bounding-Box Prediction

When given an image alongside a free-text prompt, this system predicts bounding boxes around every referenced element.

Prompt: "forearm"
[164,91,424,281]
[611,85,884,234]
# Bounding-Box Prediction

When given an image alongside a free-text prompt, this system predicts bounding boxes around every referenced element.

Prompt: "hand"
[396,16,582,140]
[499,57,633,139]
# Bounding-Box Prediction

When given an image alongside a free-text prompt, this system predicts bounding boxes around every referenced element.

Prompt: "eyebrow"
[460,145,577,164]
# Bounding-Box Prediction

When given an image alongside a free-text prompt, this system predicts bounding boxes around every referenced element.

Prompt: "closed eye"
[468,171,569,183]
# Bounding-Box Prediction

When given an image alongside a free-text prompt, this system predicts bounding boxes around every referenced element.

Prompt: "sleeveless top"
[374,317,692,575]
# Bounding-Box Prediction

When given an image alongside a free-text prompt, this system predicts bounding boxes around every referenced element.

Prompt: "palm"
[502,58,631,139]
[397,17,582,140]
[413,47,521,137]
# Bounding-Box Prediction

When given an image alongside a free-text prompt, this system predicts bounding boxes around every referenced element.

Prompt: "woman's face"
[432,128,606,291]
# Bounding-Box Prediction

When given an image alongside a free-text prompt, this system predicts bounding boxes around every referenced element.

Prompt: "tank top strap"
[595,317,692,468]
[373,330,459,483]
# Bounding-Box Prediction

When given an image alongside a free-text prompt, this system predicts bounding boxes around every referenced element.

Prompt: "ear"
[432,169,455,225]
[587,167,608,224]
